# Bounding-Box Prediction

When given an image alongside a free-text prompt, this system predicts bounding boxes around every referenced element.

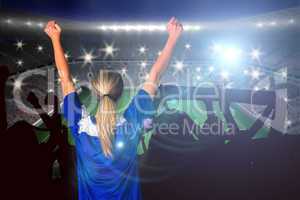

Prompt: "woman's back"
[63,89,155,200]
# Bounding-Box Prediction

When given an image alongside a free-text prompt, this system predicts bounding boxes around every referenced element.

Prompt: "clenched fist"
[44,20,62,42]
[167,17,183,41]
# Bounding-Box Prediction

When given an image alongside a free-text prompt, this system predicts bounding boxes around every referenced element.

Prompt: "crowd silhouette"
[1,64,300,200]
[0,65,75,200]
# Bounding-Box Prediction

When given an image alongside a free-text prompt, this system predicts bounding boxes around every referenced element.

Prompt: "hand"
[167,17,183,41]
[44,20,62,42]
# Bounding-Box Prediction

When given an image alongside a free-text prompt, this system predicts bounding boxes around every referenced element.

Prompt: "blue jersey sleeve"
[62,91,84,138]
[124,89,155,133]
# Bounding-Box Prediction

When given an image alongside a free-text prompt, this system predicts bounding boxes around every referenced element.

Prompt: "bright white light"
[37,45,43,52]
[251,69,260,80]
[220,71,229,80]
[72,77,78,83]
[139,46,146,54]
[212,44,242,64]
[211,44,223,53]
[288,19,295,24]
[98,25,108,31]
[243,69,249,75]
[16,60,23,67]
[5,19,12,24]
[25,21,32,26]
[254,86,259,91]
[116,141,124,149]
[82,52,94,64]
[256,22,264,28]
[196,75,201,80]
[64,53,70,59]
[174,61,184,71]
[208,66,214,72]
[15,40,25,49]
[102,44,118,57]
[196,67,201,72]
[121,68,127,75]
[251,49,261,60]
[14,79,23,90]
[286,120,292,126]
[37,22,44,28]
[141,61,147,68]
[222,47,242,63]
[270,21,277,26]
[97,24,199,32]
[157,51,162,56]
[183,25,201,31]
[185,43,191,49]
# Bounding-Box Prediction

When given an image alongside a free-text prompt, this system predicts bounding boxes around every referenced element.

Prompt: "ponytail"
[92,70,123,157]
[95,95,116,157]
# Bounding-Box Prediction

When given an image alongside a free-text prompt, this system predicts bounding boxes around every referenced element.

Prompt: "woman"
[44,17,183,200]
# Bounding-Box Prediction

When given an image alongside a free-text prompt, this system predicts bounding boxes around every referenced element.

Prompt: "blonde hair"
[92,70,123,157]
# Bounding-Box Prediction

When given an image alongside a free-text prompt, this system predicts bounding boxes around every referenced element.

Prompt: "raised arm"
[44,21,75,97]
[143,17,183,97]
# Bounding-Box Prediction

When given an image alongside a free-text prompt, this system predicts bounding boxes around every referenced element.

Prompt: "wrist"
[51,37,61,44]
[168,35,179,43]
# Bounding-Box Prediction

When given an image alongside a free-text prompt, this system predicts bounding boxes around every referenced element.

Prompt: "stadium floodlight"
[102,44,118,57]
[270,21,277,26]
[251,49,261,60]
[220,70,229,80]
[37,22,44,28]
[220,47,242,64]
[139,46,147,54]
[254,86,260,91]
[16,59,23,67]
[174,61,184,71]
[96,24,200,32]
[185,43,191,49]
[5,19,12,24]
[72,77,78,83]
[288,19,295,24]
[82,52,94,64]
[64,53,70,59]
[15,40,25,49]
[37,45,43,52]
[140,61,147,68]
[121,67,127,75]
[14,79,23,90]
[211,43,223,53]
[25,21,32,26]
[256,22,264,28]
[212,43,242,64]
[251,69,260,80]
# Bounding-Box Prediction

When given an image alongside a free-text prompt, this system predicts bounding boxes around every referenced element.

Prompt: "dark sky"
[1,0,299,21]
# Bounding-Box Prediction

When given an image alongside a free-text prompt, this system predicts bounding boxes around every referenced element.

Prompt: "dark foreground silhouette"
[1,65,299,200]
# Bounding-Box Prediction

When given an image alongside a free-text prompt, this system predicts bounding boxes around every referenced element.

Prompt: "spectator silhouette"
[0,65,59,199]
[27,91,77,200]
